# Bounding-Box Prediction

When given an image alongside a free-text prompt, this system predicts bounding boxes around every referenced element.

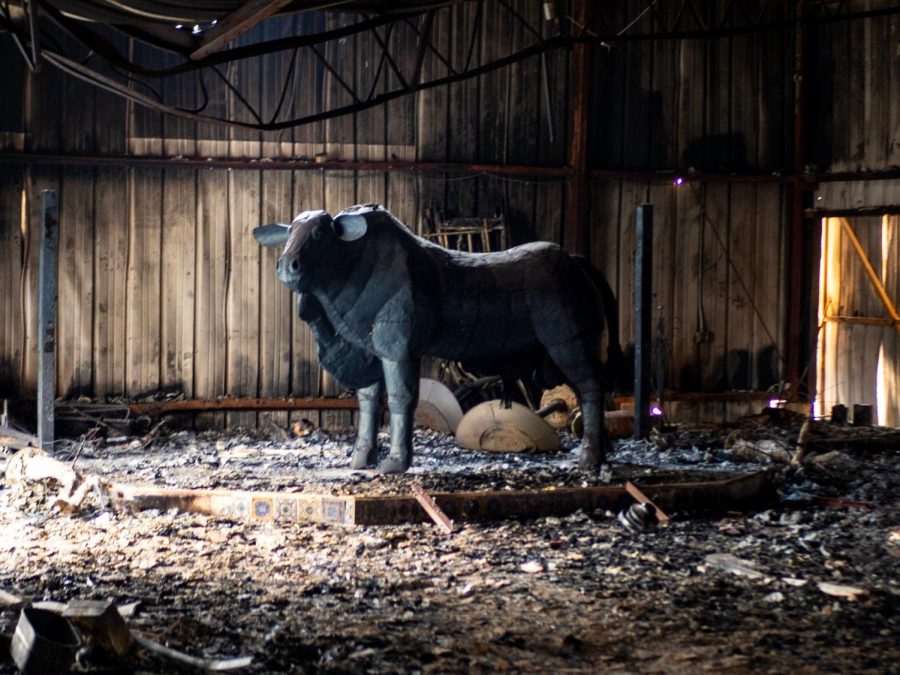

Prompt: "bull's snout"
[276,255,302,285]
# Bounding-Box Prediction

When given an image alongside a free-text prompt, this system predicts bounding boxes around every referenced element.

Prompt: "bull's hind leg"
[574,384,610,469]
[378,358,420,474]
[539,336,610,469]
[351,380,383,469]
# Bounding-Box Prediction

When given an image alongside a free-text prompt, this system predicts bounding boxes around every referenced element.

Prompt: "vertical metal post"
[38,189,58,450]
[563,0,591,255]
[634,204,653,440]
[787,0,810,400]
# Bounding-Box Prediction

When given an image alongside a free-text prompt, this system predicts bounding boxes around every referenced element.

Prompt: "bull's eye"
[312,226,324,240]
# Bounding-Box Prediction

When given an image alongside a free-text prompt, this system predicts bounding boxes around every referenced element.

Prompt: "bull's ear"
[253,223,291,247]
[332,214,368,242]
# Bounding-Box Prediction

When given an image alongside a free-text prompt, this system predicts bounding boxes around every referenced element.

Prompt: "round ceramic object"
[456,400,561,452]
[414,378,464,434]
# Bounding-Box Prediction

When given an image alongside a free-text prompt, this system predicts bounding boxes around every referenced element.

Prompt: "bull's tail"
[574,257,625,392]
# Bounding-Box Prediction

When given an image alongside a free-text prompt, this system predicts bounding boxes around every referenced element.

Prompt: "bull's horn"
[332,214,368,241]
[253,223,290,247]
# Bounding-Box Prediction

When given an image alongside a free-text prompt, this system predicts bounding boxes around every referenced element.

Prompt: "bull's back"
[421,242,563,359]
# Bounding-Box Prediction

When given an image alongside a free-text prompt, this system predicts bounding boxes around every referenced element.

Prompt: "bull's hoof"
[578,453,603,470]
[350,444,379,470]
[377,455,411,474]
[578,445,608,470]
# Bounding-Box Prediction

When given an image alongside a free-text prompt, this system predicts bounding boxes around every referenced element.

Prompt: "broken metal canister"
[10,607,81,674]
[617,502,657,533]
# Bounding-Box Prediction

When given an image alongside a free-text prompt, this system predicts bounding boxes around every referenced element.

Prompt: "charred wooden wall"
[1,1,899,423]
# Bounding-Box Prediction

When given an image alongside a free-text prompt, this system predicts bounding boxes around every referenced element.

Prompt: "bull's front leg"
[351,380,383,469]
[378,358,420,474]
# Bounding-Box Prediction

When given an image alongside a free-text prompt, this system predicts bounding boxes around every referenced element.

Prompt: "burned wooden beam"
[107,471,773,526]
[0,427,39,451]
[128,397,359,415]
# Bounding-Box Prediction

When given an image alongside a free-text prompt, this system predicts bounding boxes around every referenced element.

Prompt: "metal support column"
[634,204,653,439]
[38,189,58,450]
[786,0,810,400]
[564,0,591,255]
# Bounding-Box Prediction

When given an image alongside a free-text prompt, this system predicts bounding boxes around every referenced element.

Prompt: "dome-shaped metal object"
[414,378,464,434]
[456,400,561,453]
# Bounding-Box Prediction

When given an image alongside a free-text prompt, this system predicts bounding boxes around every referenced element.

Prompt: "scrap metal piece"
[415,378,464,434]
[132,632,253,671]
[0,589,26,611]
[456,400,560,453]
[617,502,657,533]
[624,480,670,523]
[704,553,769,580]
[63,600,134,659]
[411,482,455,535]
[11,607,81,674]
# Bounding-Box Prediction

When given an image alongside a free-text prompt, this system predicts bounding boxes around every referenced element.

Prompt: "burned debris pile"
[1,408,898,673]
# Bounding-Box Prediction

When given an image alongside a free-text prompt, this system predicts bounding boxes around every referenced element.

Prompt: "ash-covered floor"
[1,411,898,673]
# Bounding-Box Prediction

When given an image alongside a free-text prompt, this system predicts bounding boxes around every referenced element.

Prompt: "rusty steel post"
[564,0,591,254]
[787,0,810,401]
[38,189,58,450]
[633,204,653,439]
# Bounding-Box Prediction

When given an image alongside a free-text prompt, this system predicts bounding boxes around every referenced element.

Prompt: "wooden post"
[564,0,591,254]
[634,204,653,439]
[38,189,59,450]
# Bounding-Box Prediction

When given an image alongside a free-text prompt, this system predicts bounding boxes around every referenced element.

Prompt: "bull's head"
[253,209,368,291]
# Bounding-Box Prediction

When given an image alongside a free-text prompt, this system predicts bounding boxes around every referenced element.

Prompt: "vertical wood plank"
[290,170,324,426]
[697,182,730,389]
[726,183,758,390]
[753,185,786,390]
[160,169,197,397]
[0,40,25,151]
[671,181,701,391]
[126,169,162,396]
[648,180,676,392]
[226,170,262,428]
[324,13,357,163]
[617,181,647,358]
[445,2,480,215]
[259,15,299,159]
[56,168,95,397]
[0,168,24,395]
[93,168,129,398]
[194,169,229,428]
[258,171,294,430]
[92,25,128,156]
[321,169,357,430]
[293,12,327,156]
[128,40,164,156]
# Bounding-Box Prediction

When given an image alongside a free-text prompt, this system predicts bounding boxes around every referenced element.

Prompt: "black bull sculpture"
[254,204,622,473]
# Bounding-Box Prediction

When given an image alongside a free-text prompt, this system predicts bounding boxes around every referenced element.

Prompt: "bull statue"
[254,204,620,474]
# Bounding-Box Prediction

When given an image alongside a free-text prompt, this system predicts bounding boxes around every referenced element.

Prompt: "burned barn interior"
[1,0,899,672]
